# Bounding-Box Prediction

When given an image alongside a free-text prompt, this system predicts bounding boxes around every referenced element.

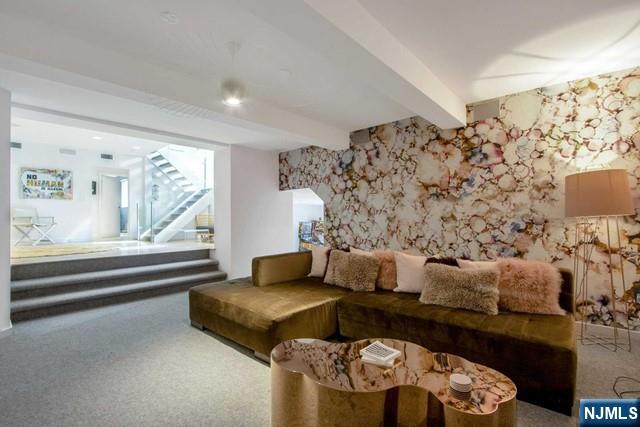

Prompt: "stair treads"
[12,259,219,292]
[11,271,227,313]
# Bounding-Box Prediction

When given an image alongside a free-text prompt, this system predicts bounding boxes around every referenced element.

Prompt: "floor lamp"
[565,168,633,352]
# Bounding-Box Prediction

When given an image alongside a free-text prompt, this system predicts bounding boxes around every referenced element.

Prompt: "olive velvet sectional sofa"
[189,251,577,414]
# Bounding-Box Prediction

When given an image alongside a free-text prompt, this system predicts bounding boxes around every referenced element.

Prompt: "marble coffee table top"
[271,338,517,415]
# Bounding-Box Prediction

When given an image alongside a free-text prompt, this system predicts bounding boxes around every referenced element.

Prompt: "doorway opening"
[8,117,217,264]
[99,172,129,240]
[291,188,324,251]
[119,178,129,235]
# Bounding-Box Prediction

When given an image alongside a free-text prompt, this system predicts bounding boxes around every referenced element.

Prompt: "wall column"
[214,145,294,279]
[213,147,231,275]
[0,88,11,338]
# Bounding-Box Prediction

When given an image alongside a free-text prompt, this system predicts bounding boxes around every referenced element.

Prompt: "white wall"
[0,88,11,337]
[10,141,145,243]
[214,146,294,278]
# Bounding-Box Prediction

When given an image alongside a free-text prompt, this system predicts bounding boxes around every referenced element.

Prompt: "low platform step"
[11,248,212,280]
[11,270,227,321]
[11,259,219,293]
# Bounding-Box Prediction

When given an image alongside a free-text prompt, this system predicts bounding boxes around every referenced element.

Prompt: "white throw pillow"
[308,245,331,278]
[457,259,497,270]
[393,252,427,293]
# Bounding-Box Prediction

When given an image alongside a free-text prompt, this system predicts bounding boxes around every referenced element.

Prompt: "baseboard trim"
[254,351,270,363]
[0,324,13,340]
[574,321,640,335]
[190,320,204,330]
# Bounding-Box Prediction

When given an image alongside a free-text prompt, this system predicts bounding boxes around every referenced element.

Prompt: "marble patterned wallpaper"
[279,67,640,329]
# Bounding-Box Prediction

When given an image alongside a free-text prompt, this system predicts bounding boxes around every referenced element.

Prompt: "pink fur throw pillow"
[496,258,565,315]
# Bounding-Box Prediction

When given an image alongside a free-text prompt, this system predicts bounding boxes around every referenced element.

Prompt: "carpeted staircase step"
[11,270,227,321]
[11,259,219,296]
[12,248,212,280]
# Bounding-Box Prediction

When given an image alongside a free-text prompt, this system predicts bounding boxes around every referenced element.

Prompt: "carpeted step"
[11,271,227,321]
[11,259,219,298]
[11,249,212,280]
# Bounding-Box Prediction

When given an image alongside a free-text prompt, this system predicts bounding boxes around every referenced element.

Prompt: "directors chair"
[12,207,57,246]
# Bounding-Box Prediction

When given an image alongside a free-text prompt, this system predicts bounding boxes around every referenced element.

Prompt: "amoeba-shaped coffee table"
[271,338,516,427]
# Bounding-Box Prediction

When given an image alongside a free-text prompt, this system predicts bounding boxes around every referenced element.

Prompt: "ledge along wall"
[279,67,640,330]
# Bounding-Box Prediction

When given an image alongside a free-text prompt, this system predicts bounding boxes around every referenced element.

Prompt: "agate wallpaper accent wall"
[280,67,640,329]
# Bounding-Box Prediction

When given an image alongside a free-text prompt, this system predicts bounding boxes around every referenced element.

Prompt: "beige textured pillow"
[393,252,427,293]
[350,248,397,290]
[324,250,379,292]
[420,264,500,315]
[308,245,330,278]
[496,258,565,315]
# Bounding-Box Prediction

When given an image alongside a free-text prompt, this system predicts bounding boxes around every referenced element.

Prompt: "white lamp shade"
[565,169,635,218]
[221,79,246,106]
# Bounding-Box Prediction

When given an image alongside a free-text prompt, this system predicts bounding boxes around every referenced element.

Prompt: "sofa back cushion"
[324,250,379,292]
[252,251,312,287]
[558,268,574,313]
[496,258,565,315]
[420,263,500,315]
[425,257,459,267]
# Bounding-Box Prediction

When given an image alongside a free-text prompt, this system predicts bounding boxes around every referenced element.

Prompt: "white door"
[99,175,122,239]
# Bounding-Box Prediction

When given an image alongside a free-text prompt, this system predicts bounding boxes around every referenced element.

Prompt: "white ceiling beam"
[11,103,229,151]
[239,0,467,129]
[305,0,466,128]
[0,13,349,151]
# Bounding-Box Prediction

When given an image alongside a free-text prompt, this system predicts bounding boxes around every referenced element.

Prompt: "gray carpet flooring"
[0,292,638,427]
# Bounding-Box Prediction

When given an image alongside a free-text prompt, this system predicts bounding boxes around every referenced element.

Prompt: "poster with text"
[20,168,73,200]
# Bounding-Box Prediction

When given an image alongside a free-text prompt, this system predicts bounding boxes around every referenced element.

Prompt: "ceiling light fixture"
[221,40,247,107]
[92,136,103,140]
[160,11,179,25]
[131,146,141,151]
[221,79,246,106]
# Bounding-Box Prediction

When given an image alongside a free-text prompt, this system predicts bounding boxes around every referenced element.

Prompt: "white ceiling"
[359,0,640,102]
[11,117,166,156]
[0,0,415,131]
[0,0,638,150]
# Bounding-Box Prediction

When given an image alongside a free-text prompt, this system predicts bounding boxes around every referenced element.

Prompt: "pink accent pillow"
[496,258,565,315]
[350,248,397,290]
[308,245,330,278]
[393,252,427,293]
[372,250,397,290]
[457,259,497,270]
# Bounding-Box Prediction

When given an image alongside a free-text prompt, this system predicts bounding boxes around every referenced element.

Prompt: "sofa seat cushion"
[338,291,575,351]
[337,291,576,414]
[189,277,350,355]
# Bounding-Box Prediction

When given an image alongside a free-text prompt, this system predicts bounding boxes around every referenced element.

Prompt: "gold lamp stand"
[566,168,635,352]
[573,217,631,352]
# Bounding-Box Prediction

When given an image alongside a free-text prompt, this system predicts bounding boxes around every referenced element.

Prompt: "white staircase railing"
[148,152,197,193]
[141,189,212,243]
[142,151,213,242]
[151,189,212,243]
